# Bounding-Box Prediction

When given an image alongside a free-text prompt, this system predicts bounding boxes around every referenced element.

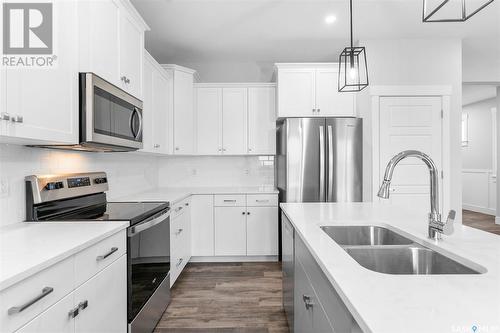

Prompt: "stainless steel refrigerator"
[276,117,362,203]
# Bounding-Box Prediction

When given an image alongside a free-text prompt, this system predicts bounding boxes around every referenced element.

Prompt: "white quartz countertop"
[280,202,500,333]
[114,186,278,204]
[0,221,128,291]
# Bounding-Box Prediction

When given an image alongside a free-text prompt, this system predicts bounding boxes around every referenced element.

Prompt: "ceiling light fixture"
[338,0,368,93]
[422,0,495,22]
[325,15,337,24]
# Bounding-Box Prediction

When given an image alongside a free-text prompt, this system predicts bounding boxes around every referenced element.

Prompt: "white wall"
[157,156,274,187]
[462,98,496,170]
[0,144,160,226]
[463,38,500,84]
[357,39,462,221]
[179,61,275,83]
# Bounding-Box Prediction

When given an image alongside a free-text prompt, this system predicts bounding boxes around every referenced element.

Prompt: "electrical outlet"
[191,169,197,176]
[0,178,9,197]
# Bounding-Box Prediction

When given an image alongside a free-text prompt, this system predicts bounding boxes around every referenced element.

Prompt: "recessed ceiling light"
[325,15,337,24]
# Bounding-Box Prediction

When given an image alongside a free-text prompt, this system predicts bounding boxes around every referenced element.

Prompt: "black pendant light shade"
[423,0,495,22]
[338,0,369,92]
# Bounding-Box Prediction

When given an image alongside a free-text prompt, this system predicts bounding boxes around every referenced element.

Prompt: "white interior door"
[379,96,443,216]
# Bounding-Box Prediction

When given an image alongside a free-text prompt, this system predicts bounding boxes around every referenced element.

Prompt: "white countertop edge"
[0,221,129,291]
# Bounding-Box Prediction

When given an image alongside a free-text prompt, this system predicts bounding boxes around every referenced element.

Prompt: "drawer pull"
[8,287,54,315]
[175,206,183,212]
[176,228,184,235]
[302,294,314,310]
[223,200,236,202]
[96,247,118,261]
[68,307,79,319]
[78,300,88,311]
[256,200,269,203]
[176,258,183,267]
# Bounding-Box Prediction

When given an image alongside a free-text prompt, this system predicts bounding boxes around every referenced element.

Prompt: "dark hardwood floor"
[154,262,289,333]
[462,210,500,235]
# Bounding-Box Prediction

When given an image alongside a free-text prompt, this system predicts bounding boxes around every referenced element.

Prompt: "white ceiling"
[132,0,500,63]
[462,85,498,106]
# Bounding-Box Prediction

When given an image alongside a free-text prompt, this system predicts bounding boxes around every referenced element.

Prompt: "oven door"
[80,73,143,150]
[127,209,170,331]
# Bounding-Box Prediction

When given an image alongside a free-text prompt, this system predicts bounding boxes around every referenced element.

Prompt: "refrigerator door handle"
[327,125,334,202]
[319,125,325,201]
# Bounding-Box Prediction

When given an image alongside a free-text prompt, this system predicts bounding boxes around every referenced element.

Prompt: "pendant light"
[423,0,494,22]
[338,0,368,92]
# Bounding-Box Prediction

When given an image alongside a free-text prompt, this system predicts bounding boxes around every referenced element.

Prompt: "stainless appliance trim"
[327,125,334,201]
[129,273,170,333]
[128,210,171,236]
[83,73,143,150]
[319,125,325,201]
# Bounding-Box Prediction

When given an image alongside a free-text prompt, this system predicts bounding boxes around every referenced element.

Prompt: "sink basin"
[344,247,481,275]
[321,226,413,246]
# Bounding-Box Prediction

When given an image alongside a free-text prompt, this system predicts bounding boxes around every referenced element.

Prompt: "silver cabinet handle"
[175,206,183,212]
[8,287,54,315]
[11,115,23,123]
[242,211,246,215]
[248,148,252,152]
[68,307,79,319]
[1,113,10,121]
[78,300,88,311]
[121,76,130,84]
[154,144,160,148]
[256,199,269,203]
[176,258,183,267]
[312,109,316,113]
[185,202,189,206]
[223,200,236,203]
[247,212,251,215]
[175,147,180,151]
[302,294,314,310]
[317,108,321,113]
[96,247,118,261]
[175,228,183,235]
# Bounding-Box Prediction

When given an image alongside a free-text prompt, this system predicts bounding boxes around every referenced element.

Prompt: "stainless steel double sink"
[321,226,482,275]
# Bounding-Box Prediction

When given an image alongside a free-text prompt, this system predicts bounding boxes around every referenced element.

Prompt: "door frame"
[370,85,452,215]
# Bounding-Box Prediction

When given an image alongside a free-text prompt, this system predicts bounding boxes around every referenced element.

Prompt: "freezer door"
[284,118,326,202]
[326,118,362,202]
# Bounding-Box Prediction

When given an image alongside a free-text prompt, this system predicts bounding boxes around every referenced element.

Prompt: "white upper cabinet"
[276,63,355,118]
[248,87,276,155]
[195,88,222,155]
[2,0,79,145]
[141,52,172,155]
[79,0,148,99]
[222,88,248,155]
[194,84,276,156]
[163,65,196,155]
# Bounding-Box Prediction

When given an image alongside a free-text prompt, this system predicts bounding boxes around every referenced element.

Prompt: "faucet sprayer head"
[377,180,391,199]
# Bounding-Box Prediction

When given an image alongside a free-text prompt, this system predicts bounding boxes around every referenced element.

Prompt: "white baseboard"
[496,217,500,225]
[190,255,278,263]
[462,204,496,216]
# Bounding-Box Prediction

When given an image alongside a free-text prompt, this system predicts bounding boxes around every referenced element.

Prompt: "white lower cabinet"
[191,195,215,256]
[246,207,278,256]
[170,197,192,286]
[214,207,247,256]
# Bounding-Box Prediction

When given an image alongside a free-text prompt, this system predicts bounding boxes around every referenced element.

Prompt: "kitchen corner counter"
[0,221,128,291]
[280,202,500,333]
[114,186,278,204]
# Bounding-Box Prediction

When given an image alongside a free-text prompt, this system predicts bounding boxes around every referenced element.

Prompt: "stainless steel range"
[25,172,170,333]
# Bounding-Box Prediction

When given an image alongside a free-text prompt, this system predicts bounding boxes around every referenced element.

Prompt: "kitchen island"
[280,202,500,333]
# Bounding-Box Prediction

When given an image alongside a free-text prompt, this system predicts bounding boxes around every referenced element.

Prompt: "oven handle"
[128,210,170,236]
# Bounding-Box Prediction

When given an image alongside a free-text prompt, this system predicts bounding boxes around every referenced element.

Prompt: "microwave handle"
[128,210,170,236]
[130,108,143,140]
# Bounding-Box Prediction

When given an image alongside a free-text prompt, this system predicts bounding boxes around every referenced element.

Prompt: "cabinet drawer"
[0,256,74,333]
[246,194,278,207]
[214,195,246,207]
[74,230,126,286]
[171,198,190,220]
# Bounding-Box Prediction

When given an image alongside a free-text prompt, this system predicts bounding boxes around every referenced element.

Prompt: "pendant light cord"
[350,0,353,49]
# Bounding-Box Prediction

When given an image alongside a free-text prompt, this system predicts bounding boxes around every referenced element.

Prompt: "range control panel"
[67,177,91,188]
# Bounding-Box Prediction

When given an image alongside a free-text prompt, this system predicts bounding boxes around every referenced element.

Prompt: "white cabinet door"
[214,207,247,256]
[74,256,127,333]
[152,69,170,154]
[119,8,143,98]
[246,207,278,256]
[195,88,222,155]
[16,293,74,333]
[78,0,120,88]
[222,88,247,155]
[141,57,154,153]
[191,195,215,256]
[277,69,315,118]
[248,87,276,155]
[4,0,78,145]
[315,69,355,116]
[173,71,195,154]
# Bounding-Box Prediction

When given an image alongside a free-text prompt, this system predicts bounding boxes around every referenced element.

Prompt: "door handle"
[8,287,54,315]
[319,125,325,201]
[327,125,334,202]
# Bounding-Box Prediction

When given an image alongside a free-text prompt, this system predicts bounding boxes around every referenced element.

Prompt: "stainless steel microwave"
[32,73,143,152]
[79,73,143,151]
